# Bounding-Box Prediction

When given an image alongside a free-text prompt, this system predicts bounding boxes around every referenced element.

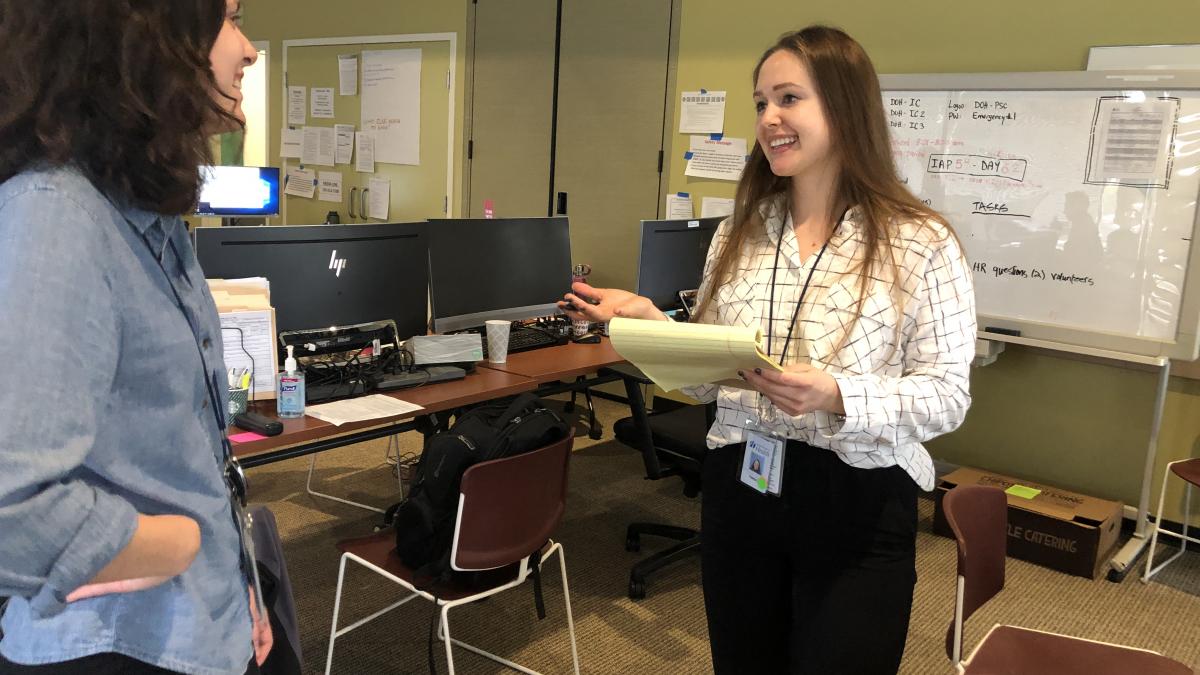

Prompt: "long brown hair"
[694,26,955,348]
[0,0,241,214]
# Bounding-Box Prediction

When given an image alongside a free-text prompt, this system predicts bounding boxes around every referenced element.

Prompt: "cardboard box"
[932,467,1123,579]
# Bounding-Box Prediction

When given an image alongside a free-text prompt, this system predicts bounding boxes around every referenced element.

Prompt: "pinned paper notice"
[338,54,358,96]
[355,132,375,173]
[334,124,355,165]
[310,87,335,118]
[701,196,735,218]
[679,90,726,134]
[280,127,302,159]
[666,192,693,220]
[685,135,748,181]
[367,177,390,219]
[287,86,306,125]
[284,167,317,199]
[318,171,343,203]
[1005,484,1042,500]
[301,126,335,166]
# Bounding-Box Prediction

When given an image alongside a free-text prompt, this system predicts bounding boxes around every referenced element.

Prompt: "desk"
[230,339,626,468]
[232,366,536,468]
[479,338,623,383]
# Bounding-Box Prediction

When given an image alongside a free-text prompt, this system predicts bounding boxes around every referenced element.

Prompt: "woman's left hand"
[740,363,845,416]
[249,585,273,666]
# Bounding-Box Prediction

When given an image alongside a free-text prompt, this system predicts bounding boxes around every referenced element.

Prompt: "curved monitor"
[195,165,280,217]
[428,217,572,332]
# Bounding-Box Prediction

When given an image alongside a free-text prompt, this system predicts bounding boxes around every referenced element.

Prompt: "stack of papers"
[208,277,277,401]
[304,395,425,426]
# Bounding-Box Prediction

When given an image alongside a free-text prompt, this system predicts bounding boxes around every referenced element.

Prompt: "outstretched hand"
[557,282,667,323]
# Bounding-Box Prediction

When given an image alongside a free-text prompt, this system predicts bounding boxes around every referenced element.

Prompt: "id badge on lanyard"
[739,393,786,496]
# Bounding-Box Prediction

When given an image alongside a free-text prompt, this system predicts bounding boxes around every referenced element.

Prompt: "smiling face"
[208,0,256,131]
[753,49,837,184]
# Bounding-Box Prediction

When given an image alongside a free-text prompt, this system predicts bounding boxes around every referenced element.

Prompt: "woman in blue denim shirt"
[0,1,271,673]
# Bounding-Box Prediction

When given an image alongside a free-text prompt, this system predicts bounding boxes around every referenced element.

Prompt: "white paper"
[301,126,335,166]
[304,394,425,426]
[338,54,359,96]
[665,193,693,220]
[701,196,736,218]
[310,87,335,118]
[287,86,306,125]
[685,135,748,181]
[367,177,390,219]
[218,310,277,401]
[280,127,303,159]
[284,167,316,199]
[318,171,342,203]
[334,124,355,165]
[1087,98,1178,187]
[355,132,375,173]
[361,49,421,165]
[679,90,726,134]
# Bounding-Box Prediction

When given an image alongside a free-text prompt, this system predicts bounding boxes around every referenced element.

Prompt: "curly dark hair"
[0,0,240,214]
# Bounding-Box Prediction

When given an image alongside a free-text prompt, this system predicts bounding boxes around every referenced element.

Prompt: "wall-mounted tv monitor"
[194,165,280,217]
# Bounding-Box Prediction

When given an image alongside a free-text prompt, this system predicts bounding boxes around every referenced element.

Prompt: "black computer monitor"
[428,217,572,332]
[194,165,280,217]
[635,216,723,312]
[193,222,429,341]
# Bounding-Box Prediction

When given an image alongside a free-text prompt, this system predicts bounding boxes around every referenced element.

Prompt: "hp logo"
[328,250,347,277]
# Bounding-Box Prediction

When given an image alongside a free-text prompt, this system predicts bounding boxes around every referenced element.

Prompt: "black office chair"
[605,363,712,600]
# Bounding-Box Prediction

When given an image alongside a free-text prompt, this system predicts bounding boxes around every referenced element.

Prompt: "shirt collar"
[118,202,180,261]
[760,198,860,245]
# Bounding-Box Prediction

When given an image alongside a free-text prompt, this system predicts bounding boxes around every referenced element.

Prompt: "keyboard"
[478,325,567,360]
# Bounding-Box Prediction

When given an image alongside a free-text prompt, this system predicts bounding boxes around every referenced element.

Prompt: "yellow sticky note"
[1005,484,1041,499]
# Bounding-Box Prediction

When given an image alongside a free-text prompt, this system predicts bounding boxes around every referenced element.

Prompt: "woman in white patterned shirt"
[561,25,975,674]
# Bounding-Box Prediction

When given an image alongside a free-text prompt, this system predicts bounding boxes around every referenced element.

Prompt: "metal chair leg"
[324,556,349,675]
[307,454,386,514]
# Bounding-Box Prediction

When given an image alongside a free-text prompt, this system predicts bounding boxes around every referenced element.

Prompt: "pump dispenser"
[276,344,305,418]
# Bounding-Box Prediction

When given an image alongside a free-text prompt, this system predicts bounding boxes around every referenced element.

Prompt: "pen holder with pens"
[227,386,249,424]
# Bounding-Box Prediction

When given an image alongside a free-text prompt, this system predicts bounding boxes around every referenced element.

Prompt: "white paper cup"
[572,318,590,337]
[485,320,511,363]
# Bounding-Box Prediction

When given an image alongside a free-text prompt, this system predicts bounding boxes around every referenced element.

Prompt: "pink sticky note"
[229,431,268,443]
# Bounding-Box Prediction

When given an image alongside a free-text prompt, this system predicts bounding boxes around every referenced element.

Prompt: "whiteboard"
[879,71,1200,360]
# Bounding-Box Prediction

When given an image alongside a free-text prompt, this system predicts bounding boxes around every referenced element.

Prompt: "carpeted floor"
[246,395,1200,673]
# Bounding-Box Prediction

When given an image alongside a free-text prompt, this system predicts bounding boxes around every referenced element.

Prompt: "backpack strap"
[529,547,547,621]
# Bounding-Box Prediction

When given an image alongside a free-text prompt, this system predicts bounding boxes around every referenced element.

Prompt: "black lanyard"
[765,208,847,364]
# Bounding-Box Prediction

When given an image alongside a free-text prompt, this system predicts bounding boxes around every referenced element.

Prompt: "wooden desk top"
[478,337,624,383]
[230,366,537,460]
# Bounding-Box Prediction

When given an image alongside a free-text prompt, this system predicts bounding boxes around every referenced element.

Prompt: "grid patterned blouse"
[681,201,976,491]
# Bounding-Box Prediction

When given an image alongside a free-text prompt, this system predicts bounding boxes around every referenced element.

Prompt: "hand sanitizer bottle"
[276,345,305,418]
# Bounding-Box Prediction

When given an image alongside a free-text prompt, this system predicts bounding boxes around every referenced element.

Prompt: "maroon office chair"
[324,432,580,675]
[943,484,1192,675]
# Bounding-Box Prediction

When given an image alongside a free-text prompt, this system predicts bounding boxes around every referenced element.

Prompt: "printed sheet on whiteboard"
[1085,97,1179,189]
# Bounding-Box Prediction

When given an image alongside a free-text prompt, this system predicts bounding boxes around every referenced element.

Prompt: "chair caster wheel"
[588,427,602,440]
[625,536,641,552]
[628,578,646,600]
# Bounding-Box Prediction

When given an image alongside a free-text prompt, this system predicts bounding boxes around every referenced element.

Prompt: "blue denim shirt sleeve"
[0,185,139,613]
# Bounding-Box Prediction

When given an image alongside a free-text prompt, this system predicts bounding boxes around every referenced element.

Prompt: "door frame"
[281,33,458,224]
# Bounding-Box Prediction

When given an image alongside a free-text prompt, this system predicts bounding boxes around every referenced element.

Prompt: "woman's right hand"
[557,282,667,322]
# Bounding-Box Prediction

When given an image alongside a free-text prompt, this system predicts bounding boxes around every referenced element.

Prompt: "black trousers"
[0,652,259,675]
[701,440,918,675]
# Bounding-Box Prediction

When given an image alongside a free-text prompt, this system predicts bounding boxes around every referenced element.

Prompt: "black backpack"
[386,393,569,579]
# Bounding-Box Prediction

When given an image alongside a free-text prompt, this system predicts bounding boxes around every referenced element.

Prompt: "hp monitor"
[193,222,429,342]
[195,165,280,217]
[428,217,572,332]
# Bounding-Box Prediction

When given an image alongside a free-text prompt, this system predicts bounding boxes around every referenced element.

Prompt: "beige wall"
[241,0,468,218]
[668,0,1200,522]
